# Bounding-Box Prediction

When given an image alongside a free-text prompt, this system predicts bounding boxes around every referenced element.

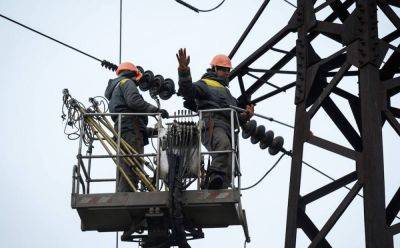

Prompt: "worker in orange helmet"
[176,48,254,189]
[105,62,169,192]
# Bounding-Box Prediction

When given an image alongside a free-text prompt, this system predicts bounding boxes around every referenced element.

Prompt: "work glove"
[176,48,190,71]
[239,104,254,121]
[246,104,254,118]
[159,109,169,119]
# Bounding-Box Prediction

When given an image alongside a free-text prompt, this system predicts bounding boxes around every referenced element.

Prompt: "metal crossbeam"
[297,209,332,248]
[308,63,351,118]
[386,186,400,225]
[391,223,400,236]
[300,171,358,205]
[309,181,362,248]
[227,0,399,246]
[228,0,270,59]
[322,97,362,151]
[307,135,358,160]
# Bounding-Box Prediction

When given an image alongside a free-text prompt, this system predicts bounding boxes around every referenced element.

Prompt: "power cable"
[302,160,400,220]
[175,0,225,13]
[116,1,123,246]
[0,13,117,71]
[240,152,400,220]
[301,160,364,199]
[240,153,285,190]
[119,0,123,64]
[230,105,294,129]
[283,0,297,8]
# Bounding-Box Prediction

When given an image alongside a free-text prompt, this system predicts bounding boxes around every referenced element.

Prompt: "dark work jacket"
[178,69,241,135]
[104,71,158,145]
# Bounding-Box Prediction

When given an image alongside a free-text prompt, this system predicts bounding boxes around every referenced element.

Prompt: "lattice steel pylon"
[228,0,400,247]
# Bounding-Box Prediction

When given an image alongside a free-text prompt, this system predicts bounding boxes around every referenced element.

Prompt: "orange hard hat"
[210,54,232,69]
[116,62,143,80]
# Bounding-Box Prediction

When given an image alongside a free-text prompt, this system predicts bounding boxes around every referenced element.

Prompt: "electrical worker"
[105,62,169,192]
[176,48,254,189]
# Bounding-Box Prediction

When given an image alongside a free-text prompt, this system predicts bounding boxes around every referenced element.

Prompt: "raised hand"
[176,48,190,71]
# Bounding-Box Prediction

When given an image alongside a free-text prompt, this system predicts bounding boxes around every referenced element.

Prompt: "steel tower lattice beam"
[227,0,399,246]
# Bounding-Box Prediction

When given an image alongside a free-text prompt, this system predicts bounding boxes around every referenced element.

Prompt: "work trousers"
[115,128,144,192]
[202,126,233,185]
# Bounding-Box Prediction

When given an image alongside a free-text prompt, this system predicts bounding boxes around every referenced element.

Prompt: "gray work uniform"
[178,69,245,185]
[105,71,158,192]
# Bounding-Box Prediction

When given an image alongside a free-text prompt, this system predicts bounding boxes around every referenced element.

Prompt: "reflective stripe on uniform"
[202,78,224,88]
[119,78,130,86]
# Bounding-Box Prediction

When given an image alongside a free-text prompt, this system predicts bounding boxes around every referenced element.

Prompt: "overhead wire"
[302,160,400,220]
[0,11,301,133]
[197,0,225,12]
[6,0,397,231]
[283,0,297,8]
[175,0,226,13]
[228,0,399,221]
[234,66,400,216]
[0,13,118,71]
[229,105,294,129]
[240,151,400,220]
[240,153,285,190]
[301,160,364,199]
[119,0,123,64]
[116,1,123,246]
[240,152,359,192]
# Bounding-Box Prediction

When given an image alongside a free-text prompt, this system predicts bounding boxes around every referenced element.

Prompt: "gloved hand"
[159,109,169,119]
[239,104,254,121]
[176,48,190,71]
[246,104,254,118]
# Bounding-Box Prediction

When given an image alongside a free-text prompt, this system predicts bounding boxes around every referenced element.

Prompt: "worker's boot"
[207,173,224,189]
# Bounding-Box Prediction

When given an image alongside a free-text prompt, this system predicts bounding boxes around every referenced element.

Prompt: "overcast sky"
[0,0,399,247]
